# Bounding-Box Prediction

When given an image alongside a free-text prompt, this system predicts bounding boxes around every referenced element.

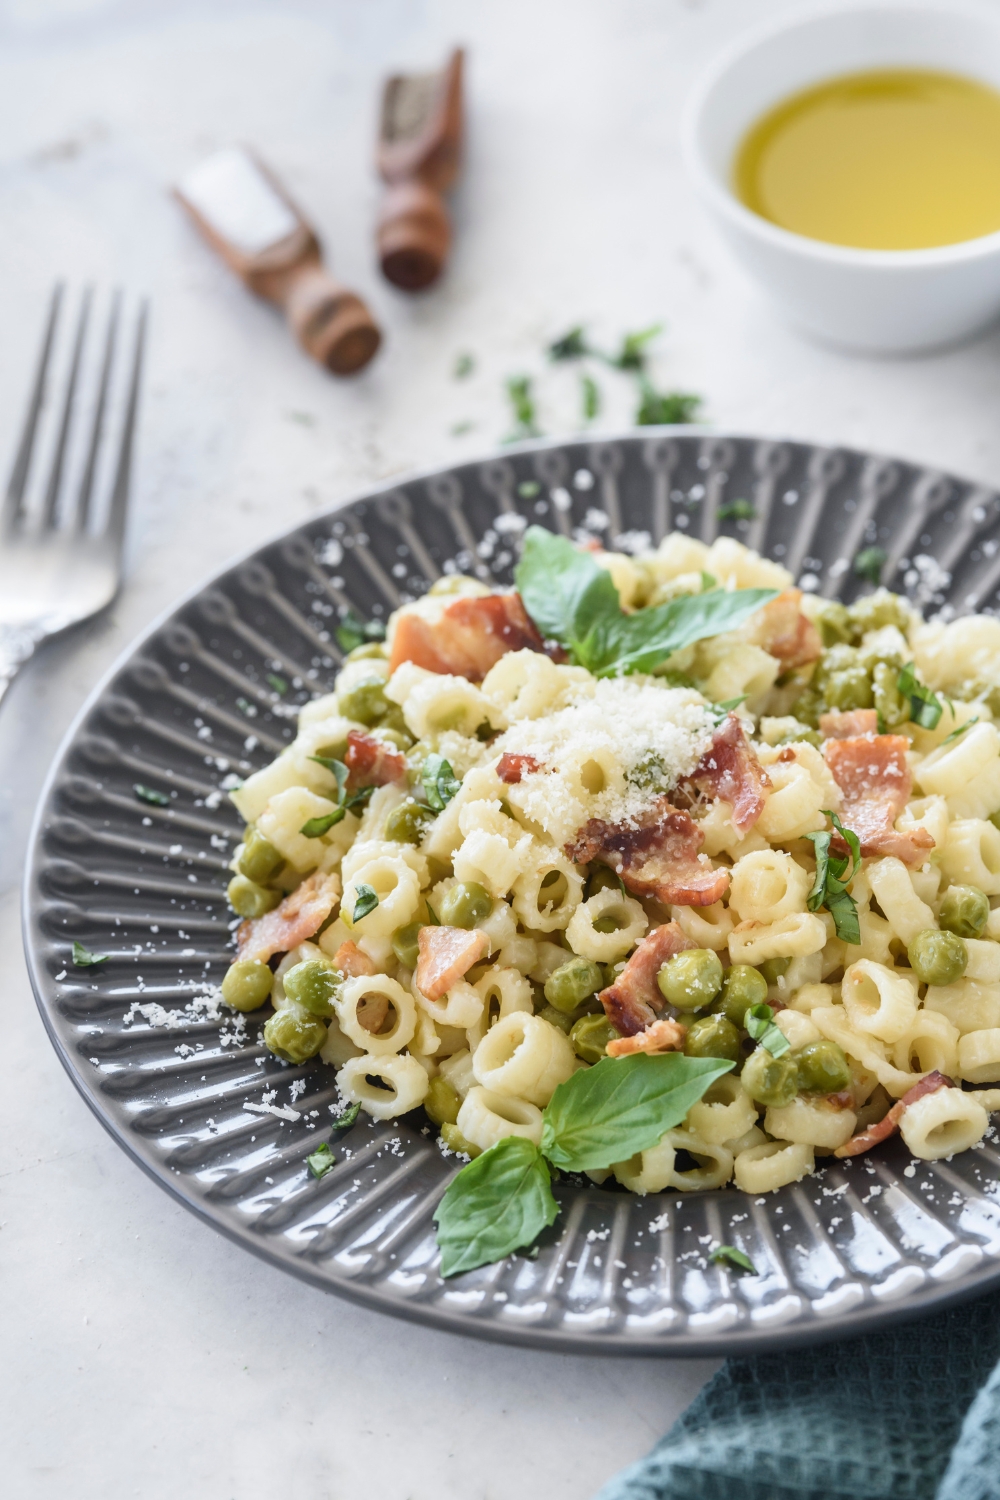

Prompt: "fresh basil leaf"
[583,587,779,678]
[709,1244,757,1275]
[635,385,701,427]
[72,940,108,967]
[515,526,621,651]
[434,1137,559,1276]
[612,323,663,372]
[744,1003,790,1057]
[352,883,379,922]
[308,756,349,800]
[548,326,591,361]
[300,807,347,838]
[803,811,861,944]
[853,547,887,586]
[826,887,861,946]
[941,716,979,746]
[133,783,170,807]
[332,1101,361,1130]
[898,662,943,730]
[423,753,461,812]
[307,1143,336,1179]
[540,1053,734,1172]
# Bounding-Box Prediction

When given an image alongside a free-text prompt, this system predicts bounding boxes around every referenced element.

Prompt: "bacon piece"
[599,922,696,1036]
[496,752,543,784]
[567,798,730,907]
[824,733,934,864]
[344,729,407,788]
[819,709,879,738]
[332,940,377,978]
[236,871,341,962]
[679,714,771,833]
[747,589,822,671]
[606,1017,685,1058]
[389,591,547,680]
[415,924,490,1001]
[834,1071,951,1158]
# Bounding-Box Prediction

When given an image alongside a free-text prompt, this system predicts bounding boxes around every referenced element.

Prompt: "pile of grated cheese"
[494,678,716,844]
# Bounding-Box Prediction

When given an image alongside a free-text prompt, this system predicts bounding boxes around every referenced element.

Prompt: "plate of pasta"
[26,432,1000,1353]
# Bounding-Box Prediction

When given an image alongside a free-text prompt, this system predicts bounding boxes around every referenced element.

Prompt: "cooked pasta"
[222,531,1000,1218]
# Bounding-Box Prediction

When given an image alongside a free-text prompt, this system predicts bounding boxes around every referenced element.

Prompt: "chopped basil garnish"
[133,783,170,807]
[423,753,460,812]
[709,1244,758,1275]
[853,547,887,586]
[335,613,386,654]
[307,1143,336,1179]
[744,1003,791,1057]
[803,811,862,945]
[941,715,979,745]
[72,941,108,967]
[898,662,943,730]
[266,672,288,695]
[718,499,757,522]
[352,883,379,922]
[300,759,373,836]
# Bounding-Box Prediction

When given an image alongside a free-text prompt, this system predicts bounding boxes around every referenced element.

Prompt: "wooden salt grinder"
[377,48,464,290]
[175,147,381,375]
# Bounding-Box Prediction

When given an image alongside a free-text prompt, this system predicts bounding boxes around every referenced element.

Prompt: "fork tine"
[104,299,148,547]
[3,282,63,528]
[75,289,120,531]
[41,285,92,529]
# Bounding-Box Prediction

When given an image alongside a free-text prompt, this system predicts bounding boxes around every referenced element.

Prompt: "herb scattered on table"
[548,326,592,362]
[72,941,108,967]
[635,382,701,427]
[804,811,862,944]
[581,372,601,424]
[133,783,170,807]
[453,352,475,379]
[504,375,542,441]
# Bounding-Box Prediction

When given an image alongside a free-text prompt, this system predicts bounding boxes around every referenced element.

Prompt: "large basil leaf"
[514,524,620,649]
[540,1053,734,1172]
[434,1137,559,1277]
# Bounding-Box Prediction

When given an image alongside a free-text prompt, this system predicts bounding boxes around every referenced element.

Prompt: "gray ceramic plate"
[24,431,1000,1355]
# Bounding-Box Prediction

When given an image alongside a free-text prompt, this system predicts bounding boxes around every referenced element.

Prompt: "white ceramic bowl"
[682,2,1000,353]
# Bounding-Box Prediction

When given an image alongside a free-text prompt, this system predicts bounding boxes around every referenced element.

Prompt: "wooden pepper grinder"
[175,147,381,374]
[377,48,464,290]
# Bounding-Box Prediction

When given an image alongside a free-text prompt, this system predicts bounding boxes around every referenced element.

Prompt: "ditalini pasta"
[220,526,1000,1201]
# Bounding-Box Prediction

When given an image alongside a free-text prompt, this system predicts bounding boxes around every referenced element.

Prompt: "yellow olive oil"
[735,69,1000,250]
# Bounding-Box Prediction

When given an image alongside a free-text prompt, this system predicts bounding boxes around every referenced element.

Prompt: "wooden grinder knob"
[282,260,381,374]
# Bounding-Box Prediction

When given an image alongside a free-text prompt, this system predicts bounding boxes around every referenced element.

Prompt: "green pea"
[813,601,852,647]
[342,642,387,664]
[391,921,423,970]
[795,1039,852,1093]
[759,956,792,986]
[683,1014,741,1062]
[221,958,273,1011]
[939,885,990,941]
[544,957,604,1013]
[569,1013,619,1063]
[237,827,284,884]
[777,725,823,749]
[339,677,390,726]
[908,928,968,987]
[384,801,435,845]
[263,1003,327,1063]
[586,866,622,899]
[538,1004,576,1034]
[371,726,410,751]
[227,875,281,919]
[872,659,909,729]
[283,959,341,1017]
[789,686,823,730]
[440,1122,481,1158]
[657,949,724,1011]
[593,915,622,933]
[714,965,768,1027]
[848,590,910,636]
[815,643,861,683]
[438,881,493,929]
[425,1076,461,1127]
[741,1046,799,1107]
[824,664,873,712]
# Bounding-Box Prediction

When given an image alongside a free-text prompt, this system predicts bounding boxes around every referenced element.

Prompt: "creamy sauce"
[734,69,1000,250]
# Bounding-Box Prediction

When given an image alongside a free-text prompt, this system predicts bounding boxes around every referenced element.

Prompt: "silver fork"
[0,284,147,707]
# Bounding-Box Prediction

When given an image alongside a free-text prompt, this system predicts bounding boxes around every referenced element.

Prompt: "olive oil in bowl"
[735,69,1000,250]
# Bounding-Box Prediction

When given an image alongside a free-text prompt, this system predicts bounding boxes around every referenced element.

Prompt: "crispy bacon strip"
[599,922,696,1036]
[748,589,822,672]
[332,940,377,977]
[345,729,407,788]
[819,709,879,738]
[678,714,771,833]
[606,1017,685,1058]
[824,733,934,865]
[415,924,490,1001]
[834,1071,952,1158]
[389,591,547,680]
[567,798,730,907]
[236,871,340,962]
[496,752,543,784]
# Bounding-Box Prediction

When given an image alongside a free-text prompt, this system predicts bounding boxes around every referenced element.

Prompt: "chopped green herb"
[854,547,887,586]
[308,755,349,799]
[709,1244,758,1275]
[287,410,316,426]
[517,480,541,499]
[898,662,943,730]
[72,940,108,968]
[332,1101,361,1130]
[700,570,718,592]
[718,499,757,522]
[307,1143,336,1179]
[453,352,475,379]
[635,383,702,427]
[352,883,379,922]
[335,613,386,654]
[236,697,257,717]
[610,324,663,372]
[300,808,347,837]
[300,762,373,836]
[548,326,591,362]
[744,1003,791,1057]
[423,753,461,811]
[450,420,475,437]
[133,783,170,807]
[425,900,440,925]
[266,673,288,695]
[803,811,862,944]
[581,373,600,424]
[712,695,748,720]
[504,375,542,441]
[941,716,979,745]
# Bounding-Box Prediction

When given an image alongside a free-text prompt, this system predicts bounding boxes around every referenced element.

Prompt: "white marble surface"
[6,0,1000,1495]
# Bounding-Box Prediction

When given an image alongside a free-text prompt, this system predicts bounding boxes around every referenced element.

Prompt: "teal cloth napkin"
[596,1291,1000,1500]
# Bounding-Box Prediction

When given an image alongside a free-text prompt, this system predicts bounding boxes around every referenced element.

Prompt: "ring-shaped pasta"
[471,1012,576,1106]
[565,886,648,962]
[338,1052,429,1120]
[865,858,936,946]
[457,1086,544,1151]
[941,819,1000,895]
[342,855,420,938]
[728,911,827,965]
[511,847,584,932]
[685,1074,757,1146]
[342,837,430,888]
[671,900,734,952]
[561,744,627,805]
[842,960,918,1044]
[764,1096,858,1149]
[958,1028,1000,1084]
[890,1010,960,1079]
[481,649,586,722]
[414,978,484,1031]
[335,974,416,1055]
[772,1009,822,1050]
[733,1140,815,1193]
[917,721,1000,796]
[729,849,811,924]
[754,762,827,842]
[664,1130,735,1191]
[898,1086,989,1159]
[611,1135,678,1195]
[466,966,533,1051]
[401,673,496,740]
